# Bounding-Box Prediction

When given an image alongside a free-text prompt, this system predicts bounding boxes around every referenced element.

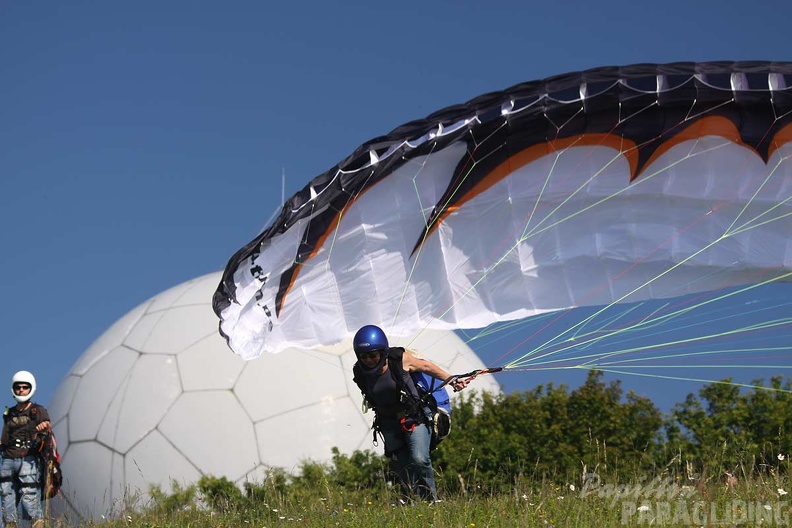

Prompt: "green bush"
[197,475,244,512]
[147,479,197,514]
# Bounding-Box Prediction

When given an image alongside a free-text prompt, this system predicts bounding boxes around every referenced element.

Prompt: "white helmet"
[11,371,36,403]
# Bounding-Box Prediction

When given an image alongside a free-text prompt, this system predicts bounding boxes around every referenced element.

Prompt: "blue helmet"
[353,325,389,356]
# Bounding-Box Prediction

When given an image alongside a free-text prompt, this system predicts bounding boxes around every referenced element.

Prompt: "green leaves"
[434,371,664,487]
[669,376,792,468]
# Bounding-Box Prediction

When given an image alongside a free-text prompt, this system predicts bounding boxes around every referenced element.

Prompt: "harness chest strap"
[353,347,424,416]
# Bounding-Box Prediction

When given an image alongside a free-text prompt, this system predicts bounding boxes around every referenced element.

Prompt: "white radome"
[49,272,500,520]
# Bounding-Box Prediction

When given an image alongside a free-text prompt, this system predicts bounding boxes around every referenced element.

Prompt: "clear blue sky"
[2,1,791,411]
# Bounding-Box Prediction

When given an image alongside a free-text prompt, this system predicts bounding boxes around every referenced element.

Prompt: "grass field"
[57,462,790,528]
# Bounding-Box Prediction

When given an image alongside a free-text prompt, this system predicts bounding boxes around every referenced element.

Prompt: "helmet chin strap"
[359,350,388,372]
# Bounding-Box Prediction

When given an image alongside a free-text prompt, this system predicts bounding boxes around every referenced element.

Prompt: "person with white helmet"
[1,371,50,528]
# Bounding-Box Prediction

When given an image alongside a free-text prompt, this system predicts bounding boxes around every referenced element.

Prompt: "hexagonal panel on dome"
[52,415,70,459]
[71,302,149,375]
[158,391,259,481]
[169,272,219,307]
[178,332,245,391]
[48,374,80,429]
[147,277,198,313]
[59,441,115,519]
[235,348,348,422]
[111,452,124,504]
[124,429,202,501]
[254,396,371,471]
[99,354,182,454]
[95,373,132,449]
[68,346,139,442]
[122,311,166,352]
[128,305,216,355]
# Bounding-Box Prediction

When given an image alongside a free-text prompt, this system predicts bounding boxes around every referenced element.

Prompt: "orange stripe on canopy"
[769,123,792,160]
[426,134,638,239]
[638,116,755,177]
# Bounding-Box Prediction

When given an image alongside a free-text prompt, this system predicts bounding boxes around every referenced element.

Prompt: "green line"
[586,367,792,394]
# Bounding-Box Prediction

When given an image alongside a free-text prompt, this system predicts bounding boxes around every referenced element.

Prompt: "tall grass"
[57,452,790,528]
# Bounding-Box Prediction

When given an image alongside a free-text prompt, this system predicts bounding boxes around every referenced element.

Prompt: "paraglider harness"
[2,405,63,501]
[353,347,452,451]
[36,429,63,500]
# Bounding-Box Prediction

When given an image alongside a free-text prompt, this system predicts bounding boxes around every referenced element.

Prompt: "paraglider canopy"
[213,61,792,364]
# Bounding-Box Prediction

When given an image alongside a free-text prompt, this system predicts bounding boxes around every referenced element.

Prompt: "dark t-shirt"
[1,403,50,458]
[368,365,402,417]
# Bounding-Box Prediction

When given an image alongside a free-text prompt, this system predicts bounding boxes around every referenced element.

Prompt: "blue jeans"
[379,415,438,502]
[0,455,42,523]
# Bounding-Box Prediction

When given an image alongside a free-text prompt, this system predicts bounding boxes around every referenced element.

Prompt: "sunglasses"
[359,350,383,360]
[13,384,31,391]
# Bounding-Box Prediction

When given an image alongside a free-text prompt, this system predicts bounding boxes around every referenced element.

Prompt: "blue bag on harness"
[410,370,452,450]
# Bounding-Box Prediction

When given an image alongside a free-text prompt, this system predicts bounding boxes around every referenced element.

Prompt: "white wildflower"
[569,484,575,492]
[779,488,788,496]
[778,454,786,461]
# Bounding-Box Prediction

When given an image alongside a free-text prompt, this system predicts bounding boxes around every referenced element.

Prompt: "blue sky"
[2,1,791,411]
